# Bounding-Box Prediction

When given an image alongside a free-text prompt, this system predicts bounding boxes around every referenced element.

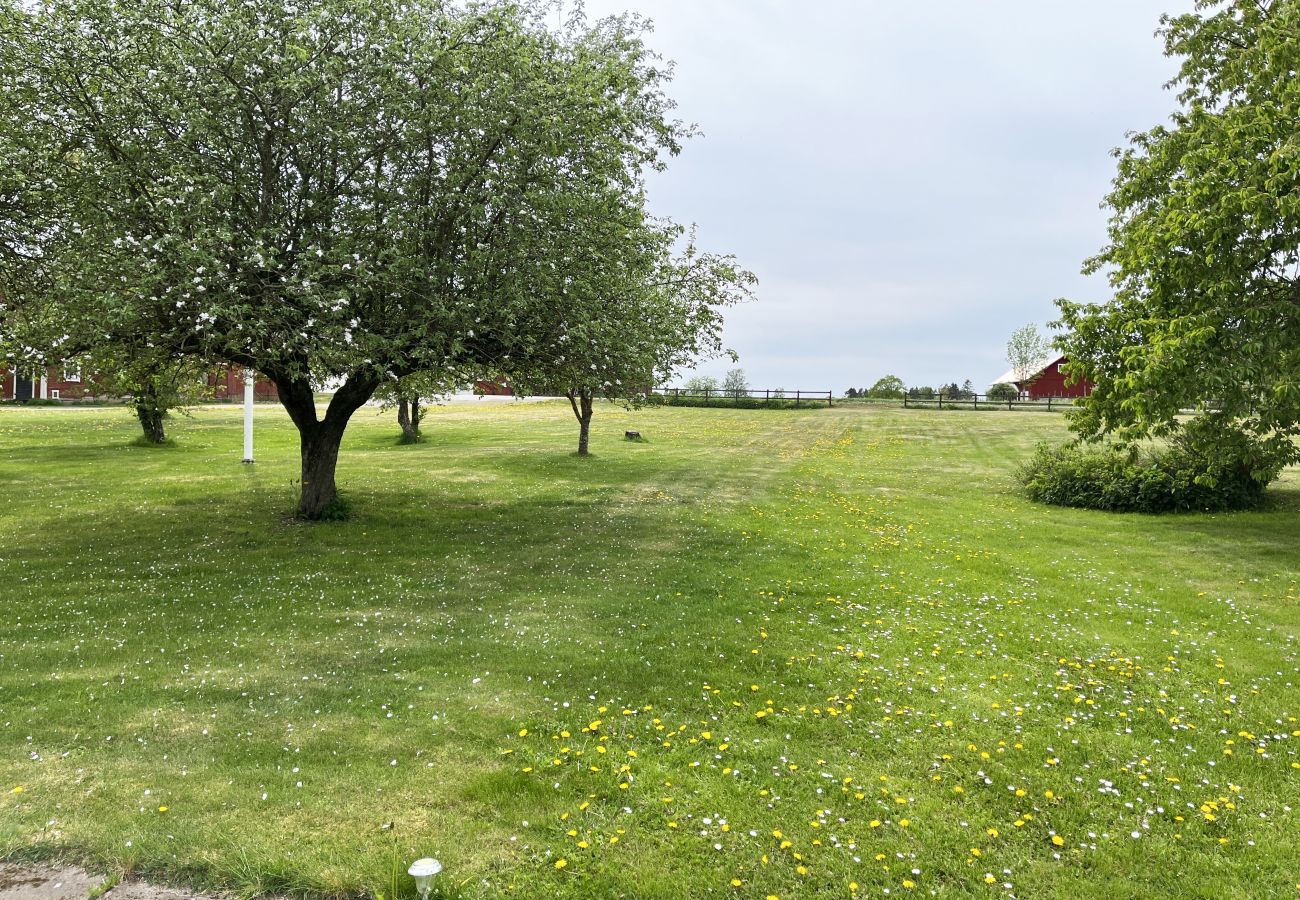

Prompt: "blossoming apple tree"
[0,0,705,517]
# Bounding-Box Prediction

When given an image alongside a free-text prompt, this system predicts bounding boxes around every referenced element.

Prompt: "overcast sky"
[579,0,1194,391]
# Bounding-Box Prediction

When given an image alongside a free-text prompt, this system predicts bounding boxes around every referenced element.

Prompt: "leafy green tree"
[99,354,213,444]
[866,375,905,399]
[722,367,750,400]
[373,371,454,445]
[1056,1,1300,471]
[683,375,720,393]
[0,299,210,442]
[504,221,753,456]
[0,0,687,518]
[1006,324,1051,385]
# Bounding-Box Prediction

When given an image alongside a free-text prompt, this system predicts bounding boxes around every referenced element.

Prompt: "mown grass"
[1,401,1298,899]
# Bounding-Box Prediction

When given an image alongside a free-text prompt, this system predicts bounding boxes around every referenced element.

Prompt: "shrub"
[988,383,1018,402]
[1019,419,1286,513]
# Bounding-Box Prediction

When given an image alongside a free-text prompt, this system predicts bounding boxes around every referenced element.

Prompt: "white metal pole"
[241,369,255,464]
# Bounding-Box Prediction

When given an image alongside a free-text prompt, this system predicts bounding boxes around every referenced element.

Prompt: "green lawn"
[1,402,1298,899]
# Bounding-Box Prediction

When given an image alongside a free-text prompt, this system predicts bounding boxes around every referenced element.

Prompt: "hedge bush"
[1019,419,1286,513]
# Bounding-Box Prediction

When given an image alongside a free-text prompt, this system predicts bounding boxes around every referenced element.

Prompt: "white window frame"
[62,364,81,382]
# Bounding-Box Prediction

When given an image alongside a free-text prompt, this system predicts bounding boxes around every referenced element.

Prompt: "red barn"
[208,366,279,401]
[3,362,277,402]
[992,355,1092,400]
[474,379,513,396]
[2,363,94,401]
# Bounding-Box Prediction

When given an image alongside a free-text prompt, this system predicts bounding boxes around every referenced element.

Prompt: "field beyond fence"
[653,387,834,408]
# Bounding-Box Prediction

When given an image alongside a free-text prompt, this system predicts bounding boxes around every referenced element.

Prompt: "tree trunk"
[135,383,167,444]
[275,372,379,519]
[397,396,411,435]
[568,389,594,456]
[299,420,346,516]
[396,394,422,442]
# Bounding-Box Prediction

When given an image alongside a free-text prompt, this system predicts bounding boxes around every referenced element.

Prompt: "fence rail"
[654,387,834,408]
[901,392,1079,411]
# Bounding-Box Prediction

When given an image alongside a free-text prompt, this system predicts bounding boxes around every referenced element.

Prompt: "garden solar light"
[408,858,442,899]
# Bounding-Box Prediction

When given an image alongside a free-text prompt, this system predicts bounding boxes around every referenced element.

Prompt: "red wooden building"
[474,379,513,396]
[3,363,276,402]
[992,355,1092,400]
[208,366,279,401]
[2,363,93,401]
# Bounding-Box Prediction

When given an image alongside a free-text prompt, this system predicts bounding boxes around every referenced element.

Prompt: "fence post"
[795,390,801,407]
[937,392,943,410]
[974,393,979,410]
[704,387,710,404]
[1047,397,1053,412]
[827,390,833,408]
[904,393,908,408]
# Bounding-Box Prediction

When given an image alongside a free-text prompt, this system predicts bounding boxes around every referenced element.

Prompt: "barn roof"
[992,355,1063,387]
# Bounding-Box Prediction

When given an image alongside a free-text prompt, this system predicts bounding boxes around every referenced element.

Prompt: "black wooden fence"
[903,392,1078,411]
[655,387,835,408]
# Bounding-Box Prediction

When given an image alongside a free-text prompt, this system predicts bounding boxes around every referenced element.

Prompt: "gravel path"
[0,865,224,900]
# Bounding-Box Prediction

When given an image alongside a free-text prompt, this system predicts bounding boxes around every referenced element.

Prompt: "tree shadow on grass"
[3,438,811,731]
